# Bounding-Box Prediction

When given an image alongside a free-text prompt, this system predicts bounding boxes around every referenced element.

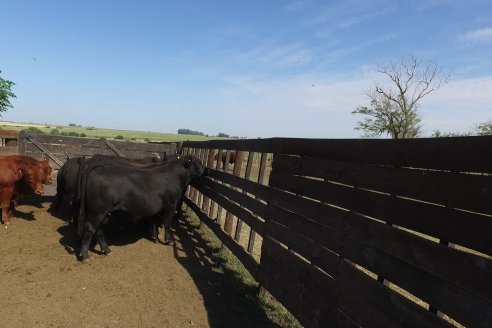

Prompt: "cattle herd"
[0,153,206,262]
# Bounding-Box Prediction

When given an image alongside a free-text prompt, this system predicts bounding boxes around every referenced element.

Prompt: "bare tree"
[352,56,451,139]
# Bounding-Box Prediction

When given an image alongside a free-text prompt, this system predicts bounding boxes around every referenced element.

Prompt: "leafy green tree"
[353,56,451,139]
[0,70,16,116]
[475,120,492,136]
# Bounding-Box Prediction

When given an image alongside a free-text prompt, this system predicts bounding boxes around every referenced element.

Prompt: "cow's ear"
[184,157,192,168]
[43,155,49,161]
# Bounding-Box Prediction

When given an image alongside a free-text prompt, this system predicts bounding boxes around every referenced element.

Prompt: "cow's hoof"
[103,249,112,256]
[78,254,89,262]
[164,240,174,246]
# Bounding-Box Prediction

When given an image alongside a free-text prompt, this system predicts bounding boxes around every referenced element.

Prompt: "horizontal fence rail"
[182,136,492,328]
[18,132,177,166]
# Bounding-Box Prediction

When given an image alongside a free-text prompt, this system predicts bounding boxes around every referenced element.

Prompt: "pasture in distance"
[0,121,228,143]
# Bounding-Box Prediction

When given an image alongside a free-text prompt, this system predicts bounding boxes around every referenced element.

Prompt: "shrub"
[50,128,60,135]
[68,132,79,137]
[80,133,86,137]
[22,127,45,134]
[144,138,150,142]
[60,131,68,136]
[115,135,124,139]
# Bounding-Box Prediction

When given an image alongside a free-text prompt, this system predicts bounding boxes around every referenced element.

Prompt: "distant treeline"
[178,128,205,136]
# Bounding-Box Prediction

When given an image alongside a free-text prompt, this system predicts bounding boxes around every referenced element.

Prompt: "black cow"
[53,157,86,221]
[76,155,205,262]
[54,155,171,224]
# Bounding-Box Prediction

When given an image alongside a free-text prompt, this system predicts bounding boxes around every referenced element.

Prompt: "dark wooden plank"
[273,154,492,215]
[184,196,258,278]
[269,170,352,210]
[200,178,267,219]
[342,235,492,327]
[345,211,492,302]
[265,205,340,253]
[278,136,492,173]
[259,237,403,328]
[265,202,492,326]
[265,181,492,301]
[183,138,282,153]
[191,182,264,235]
[269,170,492,256]
[336,260,453,328]
[264,219,339,276]
[207,169,271,201]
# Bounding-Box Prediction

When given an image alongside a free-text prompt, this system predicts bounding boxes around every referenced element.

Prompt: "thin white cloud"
[234,43,313,68]
[463,27,492,43]
[420,76,492,134]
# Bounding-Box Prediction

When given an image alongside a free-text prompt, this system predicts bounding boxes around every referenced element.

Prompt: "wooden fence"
[182,137,492,328]
[17,132,178,167]
[0,129,20,155]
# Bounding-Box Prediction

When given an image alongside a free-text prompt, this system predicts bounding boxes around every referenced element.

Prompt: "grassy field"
[0,121,225,143]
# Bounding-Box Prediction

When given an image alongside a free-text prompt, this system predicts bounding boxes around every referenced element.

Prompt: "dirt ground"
[0,172,279,328]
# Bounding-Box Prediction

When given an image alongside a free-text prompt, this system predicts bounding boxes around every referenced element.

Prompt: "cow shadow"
[11,208,36,221]
[171,215,282,328]
[17,194,54,209]
[56,215,158,257]
[9,195,55,222]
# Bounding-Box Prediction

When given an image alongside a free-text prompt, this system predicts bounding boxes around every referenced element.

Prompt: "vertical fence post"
[200,149,216,228]
[247,152,268,254]
[234,151,254,242]
[215,149,224,224]
[224,151,244,235]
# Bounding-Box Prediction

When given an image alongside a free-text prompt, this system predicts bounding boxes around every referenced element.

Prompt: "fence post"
[224,151,244,235]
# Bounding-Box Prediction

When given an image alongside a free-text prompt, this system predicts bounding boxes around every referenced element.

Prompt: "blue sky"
[1,0,491,138]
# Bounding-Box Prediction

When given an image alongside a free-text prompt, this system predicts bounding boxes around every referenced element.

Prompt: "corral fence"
[181,137,492,328]
[15,131,178,166]
[0,129,20,155]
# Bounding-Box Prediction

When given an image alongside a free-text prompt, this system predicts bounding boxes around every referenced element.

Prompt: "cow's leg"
[148,221,159,243]
[175,195,185,219]
[79,213,106,261]
[163,205,177,245]
[95,226,111,255]
[79,221,96,261]
[0,188,14,225]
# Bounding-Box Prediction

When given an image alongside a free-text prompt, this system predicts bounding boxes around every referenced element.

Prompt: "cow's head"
[184,156,206,179]
[21,166,45,195]
[38,155,53,184]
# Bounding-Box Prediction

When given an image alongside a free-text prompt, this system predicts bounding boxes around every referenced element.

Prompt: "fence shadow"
[171,215,281,328]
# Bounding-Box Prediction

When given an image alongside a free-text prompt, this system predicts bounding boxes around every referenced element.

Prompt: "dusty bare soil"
[0,186,279,327]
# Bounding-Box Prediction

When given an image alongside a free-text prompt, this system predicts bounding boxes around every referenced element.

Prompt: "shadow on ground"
[172,215,282,328]
[50,202,283,327]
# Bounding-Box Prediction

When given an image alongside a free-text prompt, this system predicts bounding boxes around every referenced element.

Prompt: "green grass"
[0,121,226,142]
[184,209,302,328]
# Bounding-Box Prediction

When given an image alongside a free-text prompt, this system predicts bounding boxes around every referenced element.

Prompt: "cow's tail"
[53,164,65,211]
[76,163,98,239]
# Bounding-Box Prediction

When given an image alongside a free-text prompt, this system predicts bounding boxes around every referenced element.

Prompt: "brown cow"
[0,155,52,224]
[214,151,237,170]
